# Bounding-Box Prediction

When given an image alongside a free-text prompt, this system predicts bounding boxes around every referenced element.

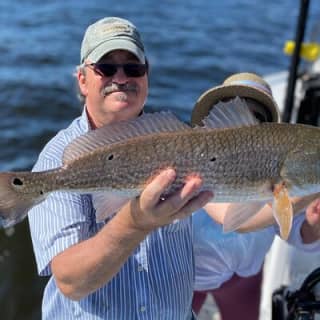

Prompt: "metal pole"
[282,0,310,123]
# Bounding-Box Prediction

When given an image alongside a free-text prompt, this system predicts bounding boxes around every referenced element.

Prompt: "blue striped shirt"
[28,108,195,320]
[28,108,319,319]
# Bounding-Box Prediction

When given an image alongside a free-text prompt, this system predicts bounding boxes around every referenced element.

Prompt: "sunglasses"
[85,63,148,78]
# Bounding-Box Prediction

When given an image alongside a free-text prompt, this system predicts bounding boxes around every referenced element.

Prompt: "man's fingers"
[140,169,176,209]
[173,191,214,221]
[309,198,320,217]
[157,177,208,215]
[314,199,320,212]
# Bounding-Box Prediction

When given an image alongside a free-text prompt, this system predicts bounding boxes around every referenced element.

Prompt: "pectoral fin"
[223,202,266,232]
[92,192,130,222]
[272,182,293,240]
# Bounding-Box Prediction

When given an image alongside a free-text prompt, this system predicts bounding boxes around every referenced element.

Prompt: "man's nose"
[112,66,128,83]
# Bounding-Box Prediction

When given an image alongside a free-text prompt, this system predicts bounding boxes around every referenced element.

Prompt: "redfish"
[0,99,319,239]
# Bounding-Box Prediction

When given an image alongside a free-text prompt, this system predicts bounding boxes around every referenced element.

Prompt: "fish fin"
[0,172,46,228]
[272,182,293,240]
[223,202,266,232]
[202,97,259,129]
[63,112,191,164]
[92,192,130,222]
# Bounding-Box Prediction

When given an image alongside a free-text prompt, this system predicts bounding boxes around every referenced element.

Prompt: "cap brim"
[87,39,145,63]
[191,84,281,126]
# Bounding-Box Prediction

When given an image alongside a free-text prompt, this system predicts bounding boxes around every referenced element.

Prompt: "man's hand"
[122,168,213,232]
[301,198,320,244]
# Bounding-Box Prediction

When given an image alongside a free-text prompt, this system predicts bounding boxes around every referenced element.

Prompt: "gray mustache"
[102,83,138,96]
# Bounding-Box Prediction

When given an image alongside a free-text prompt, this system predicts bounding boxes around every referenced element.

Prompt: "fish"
[0,97,319,240]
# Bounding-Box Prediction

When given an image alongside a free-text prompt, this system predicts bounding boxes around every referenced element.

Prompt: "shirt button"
[138,265,143,272]
[140,306,146,312]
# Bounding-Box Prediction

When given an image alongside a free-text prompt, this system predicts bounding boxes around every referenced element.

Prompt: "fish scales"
[39,123,303,199]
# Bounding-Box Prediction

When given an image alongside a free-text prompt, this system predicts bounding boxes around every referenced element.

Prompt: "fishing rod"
[282,0,310,123]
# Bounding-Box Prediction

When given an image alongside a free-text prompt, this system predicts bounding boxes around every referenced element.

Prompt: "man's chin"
[111,100,131,111]
[110,107,142,123]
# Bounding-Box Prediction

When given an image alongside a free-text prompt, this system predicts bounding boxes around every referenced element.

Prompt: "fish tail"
[0,172,44,228]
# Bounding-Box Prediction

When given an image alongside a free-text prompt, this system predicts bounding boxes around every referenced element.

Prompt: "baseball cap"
[80,17,146,64]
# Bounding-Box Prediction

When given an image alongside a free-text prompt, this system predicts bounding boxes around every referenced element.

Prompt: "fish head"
[281,127,320,195]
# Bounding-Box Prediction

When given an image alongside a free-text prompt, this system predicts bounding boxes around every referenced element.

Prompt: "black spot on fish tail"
[13,178,23,186]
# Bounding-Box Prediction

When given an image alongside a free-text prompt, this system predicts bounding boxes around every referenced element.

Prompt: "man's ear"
[77,70,88,96]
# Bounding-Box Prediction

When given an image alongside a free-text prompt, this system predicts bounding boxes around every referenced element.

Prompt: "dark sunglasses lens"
[96,64,118,77]
[123,64,147,77]
[93,64,147,77]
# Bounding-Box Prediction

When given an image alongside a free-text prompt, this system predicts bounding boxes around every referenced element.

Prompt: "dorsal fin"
[202,97,259,128]
[63,111,190,164]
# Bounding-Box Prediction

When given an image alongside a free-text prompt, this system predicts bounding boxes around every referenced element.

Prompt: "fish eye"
[12,178,23,186]
[108,154,114,160]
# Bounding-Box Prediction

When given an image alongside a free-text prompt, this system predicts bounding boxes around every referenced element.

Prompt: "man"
[28,16,211,320]
[28,17,320,319]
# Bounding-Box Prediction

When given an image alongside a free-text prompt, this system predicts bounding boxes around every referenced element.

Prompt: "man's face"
[78,50,148,128]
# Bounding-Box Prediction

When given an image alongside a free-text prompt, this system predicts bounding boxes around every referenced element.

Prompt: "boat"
[260,1,320,318]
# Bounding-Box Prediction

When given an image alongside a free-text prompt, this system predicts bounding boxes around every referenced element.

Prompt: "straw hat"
[191,72,281,126]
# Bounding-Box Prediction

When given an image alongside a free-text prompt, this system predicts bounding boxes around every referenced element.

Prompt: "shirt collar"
[79,106,145,133]
[79,105,92,133]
